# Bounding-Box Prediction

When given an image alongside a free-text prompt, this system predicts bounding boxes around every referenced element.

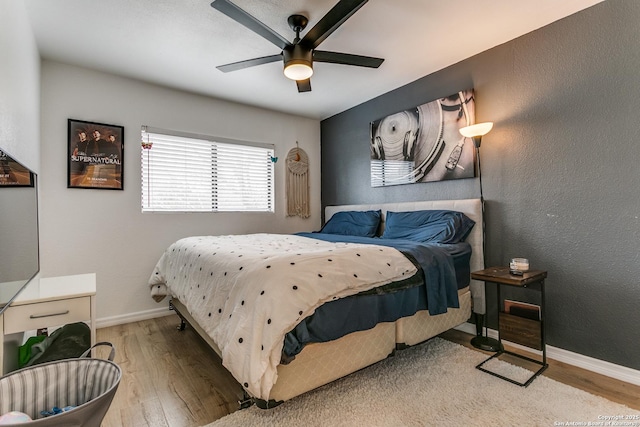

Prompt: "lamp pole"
[459,123,502,352]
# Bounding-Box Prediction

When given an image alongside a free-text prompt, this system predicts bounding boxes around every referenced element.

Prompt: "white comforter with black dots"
[148,233,417,400]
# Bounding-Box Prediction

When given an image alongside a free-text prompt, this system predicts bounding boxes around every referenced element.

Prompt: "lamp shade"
[459,122,493,138]
[460,122,493,138]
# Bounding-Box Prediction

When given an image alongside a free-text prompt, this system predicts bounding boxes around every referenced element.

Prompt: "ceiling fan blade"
[296,79,312,92]
[211,0,290,50]
[314,50,384,68]
[300,0,368,49]
[217,54,283,73]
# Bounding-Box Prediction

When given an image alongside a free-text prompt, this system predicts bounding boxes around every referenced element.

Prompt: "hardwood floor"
[98,315,243,427]
[98,316,640,426]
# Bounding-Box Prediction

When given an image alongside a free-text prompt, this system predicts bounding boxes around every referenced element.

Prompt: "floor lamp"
[459,122,502,352]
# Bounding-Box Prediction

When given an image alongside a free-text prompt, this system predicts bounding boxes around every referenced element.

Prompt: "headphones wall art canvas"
[370,89,476,187]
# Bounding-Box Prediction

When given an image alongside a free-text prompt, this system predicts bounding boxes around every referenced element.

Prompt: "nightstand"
[0,273,96,374]
[471,266,548,387]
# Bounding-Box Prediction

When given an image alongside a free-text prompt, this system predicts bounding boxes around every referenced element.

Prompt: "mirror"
[0,148,39,314]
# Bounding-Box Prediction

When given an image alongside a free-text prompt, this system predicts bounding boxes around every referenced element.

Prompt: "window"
[141,127,274,213]
[370,160,415,187]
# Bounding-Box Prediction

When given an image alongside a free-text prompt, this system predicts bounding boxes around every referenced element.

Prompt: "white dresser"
[0,273,96,374]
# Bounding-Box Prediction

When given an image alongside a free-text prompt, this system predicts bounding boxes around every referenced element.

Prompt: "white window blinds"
[141,128,274,213]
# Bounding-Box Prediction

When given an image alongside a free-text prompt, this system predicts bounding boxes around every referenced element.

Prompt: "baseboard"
[455,322,640,387]
[96,306,173,329]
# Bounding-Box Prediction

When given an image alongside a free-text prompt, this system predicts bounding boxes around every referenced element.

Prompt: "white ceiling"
[24,0,603,120]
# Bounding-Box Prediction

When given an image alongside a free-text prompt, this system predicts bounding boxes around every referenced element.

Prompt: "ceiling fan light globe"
[284,62,313,80]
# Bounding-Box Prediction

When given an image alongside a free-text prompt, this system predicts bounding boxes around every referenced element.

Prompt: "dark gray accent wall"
[320,0,640,370]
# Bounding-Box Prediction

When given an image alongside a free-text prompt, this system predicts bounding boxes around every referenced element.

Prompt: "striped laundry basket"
[0,342,120,426]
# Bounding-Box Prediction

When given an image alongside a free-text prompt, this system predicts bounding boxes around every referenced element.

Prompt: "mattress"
[271,288,471,403]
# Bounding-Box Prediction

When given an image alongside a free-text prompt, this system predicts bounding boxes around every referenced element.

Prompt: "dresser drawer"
[4,297,91,334]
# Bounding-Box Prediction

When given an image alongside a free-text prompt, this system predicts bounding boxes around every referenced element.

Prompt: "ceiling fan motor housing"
[283,44,313,80]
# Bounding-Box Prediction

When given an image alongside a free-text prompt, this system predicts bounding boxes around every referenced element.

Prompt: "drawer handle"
[29,310,70,319]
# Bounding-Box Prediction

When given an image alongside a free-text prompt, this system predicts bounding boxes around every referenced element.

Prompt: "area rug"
[204,338,639,427]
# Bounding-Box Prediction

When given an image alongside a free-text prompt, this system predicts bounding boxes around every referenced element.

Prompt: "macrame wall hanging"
[286,142,310,218]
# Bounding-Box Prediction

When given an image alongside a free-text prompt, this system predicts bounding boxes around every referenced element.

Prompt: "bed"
[149,198,484,408]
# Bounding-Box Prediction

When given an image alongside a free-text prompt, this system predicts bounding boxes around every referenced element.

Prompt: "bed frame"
[170,198,484,408]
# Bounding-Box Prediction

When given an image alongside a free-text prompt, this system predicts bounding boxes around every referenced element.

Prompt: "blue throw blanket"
[296,233,465,315]
[281,233,471,359]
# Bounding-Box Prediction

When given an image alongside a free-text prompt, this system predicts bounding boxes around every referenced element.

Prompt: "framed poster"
[370,89,476,187]
[68,119,124,190]
[0,149,34,187]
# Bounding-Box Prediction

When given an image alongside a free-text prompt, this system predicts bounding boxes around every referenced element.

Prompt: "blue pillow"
[382,210,475,244]
[320,210,381,237]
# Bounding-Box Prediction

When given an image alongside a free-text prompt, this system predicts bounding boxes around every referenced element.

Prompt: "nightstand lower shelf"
[476,349,548,387]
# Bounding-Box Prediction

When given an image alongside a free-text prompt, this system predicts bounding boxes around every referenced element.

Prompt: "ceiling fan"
[210,0,384,92]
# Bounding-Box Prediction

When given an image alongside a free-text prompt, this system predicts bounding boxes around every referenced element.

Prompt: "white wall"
[0,1,40,171]
[39,60,321,322]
